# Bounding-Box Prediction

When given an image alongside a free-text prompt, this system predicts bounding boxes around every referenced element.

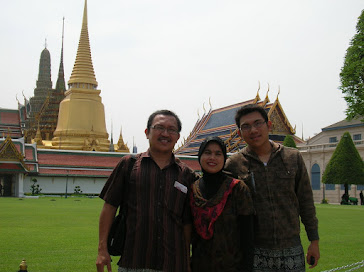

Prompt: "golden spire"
[117,128,130,153]
[34,123,43,145]
[253,81,261,104]
[51,0,109,151]
[68,0,98,88]
[266,83,270,99]
[277,85,281,100]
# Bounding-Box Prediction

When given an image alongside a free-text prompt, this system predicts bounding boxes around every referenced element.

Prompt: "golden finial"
[254,81,261,103]
[19,259,28,271]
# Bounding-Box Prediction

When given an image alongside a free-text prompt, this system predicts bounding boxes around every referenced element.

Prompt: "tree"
[282,135,297,148]
[322,132,364,196]
[339,9,364,121]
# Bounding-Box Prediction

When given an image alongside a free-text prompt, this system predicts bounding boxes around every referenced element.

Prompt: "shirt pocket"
[164,182,187,218]
[275,170,296,196]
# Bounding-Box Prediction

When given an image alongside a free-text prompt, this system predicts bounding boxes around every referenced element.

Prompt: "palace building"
[297,118,364,204]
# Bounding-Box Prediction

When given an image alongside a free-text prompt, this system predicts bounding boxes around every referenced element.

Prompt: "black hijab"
[198,136,227,199]
[198,136,227,165]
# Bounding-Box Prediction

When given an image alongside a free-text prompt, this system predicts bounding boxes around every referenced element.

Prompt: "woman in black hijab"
[190,136,254,272]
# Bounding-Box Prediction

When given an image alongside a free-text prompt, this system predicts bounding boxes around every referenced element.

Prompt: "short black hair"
[234,104,268,128]
[147,110,182,132]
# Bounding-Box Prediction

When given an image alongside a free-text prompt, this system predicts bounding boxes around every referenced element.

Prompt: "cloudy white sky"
[1,1,363,152]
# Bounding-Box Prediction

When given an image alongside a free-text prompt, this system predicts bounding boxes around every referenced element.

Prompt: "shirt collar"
[243,140,282,158]
[143,149,182,170]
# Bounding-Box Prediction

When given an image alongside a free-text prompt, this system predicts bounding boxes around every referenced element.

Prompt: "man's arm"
[184,224,192,272]
[306,240,320,268]
[96,202,117,272]
[294,152,320,268]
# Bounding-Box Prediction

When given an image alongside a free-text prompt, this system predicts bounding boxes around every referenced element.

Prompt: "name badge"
[174,181,187,194]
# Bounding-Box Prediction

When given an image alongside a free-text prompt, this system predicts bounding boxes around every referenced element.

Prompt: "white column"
[18,173,25,197]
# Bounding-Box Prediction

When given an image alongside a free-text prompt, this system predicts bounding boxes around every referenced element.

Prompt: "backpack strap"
[122,155,136,207]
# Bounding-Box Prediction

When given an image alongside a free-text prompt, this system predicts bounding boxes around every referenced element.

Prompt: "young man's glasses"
[151,125,179,135]
[240,120,267,132]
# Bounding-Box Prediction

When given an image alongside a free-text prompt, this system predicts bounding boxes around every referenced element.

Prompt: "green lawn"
[0,198,363,271]
[301,204,364,271]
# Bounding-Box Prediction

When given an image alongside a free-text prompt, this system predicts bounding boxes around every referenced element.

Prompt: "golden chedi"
[52,0,110,151]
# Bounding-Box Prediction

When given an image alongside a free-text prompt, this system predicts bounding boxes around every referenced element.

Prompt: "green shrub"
[30,178,42,195]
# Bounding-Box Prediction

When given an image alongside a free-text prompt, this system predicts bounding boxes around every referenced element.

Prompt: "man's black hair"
[234,104,268,128]
[147,110,182,132]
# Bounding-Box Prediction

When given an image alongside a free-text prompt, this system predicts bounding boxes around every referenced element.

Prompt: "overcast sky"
[1,1,363,152]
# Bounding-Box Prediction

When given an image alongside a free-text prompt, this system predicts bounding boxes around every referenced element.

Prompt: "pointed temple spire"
[52,0,109,151]
[117,127,130,153]
[109,122,115,152]
[55,17,66,92]
[36,46,52,89]
[253,81,261,103]
[24,43,53,142]
[68,0,98,89]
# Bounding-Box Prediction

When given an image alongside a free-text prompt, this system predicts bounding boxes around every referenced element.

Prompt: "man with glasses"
[225,104,320,271]
[97,110,197,272]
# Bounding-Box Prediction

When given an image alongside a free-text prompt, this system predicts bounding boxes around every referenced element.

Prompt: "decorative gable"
[0,136,29,172]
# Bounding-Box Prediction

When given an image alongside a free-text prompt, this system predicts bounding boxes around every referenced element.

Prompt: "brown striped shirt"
[100,150,198,272]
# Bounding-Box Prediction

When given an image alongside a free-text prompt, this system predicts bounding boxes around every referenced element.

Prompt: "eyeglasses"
[240,120,267,132]
[151,125,179,135]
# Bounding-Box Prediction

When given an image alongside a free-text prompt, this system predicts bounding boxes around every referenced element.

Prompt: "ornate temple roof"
[0,108,22,138]
[0,136,38,173]
[175,91,302,156]
[35,150,200,177]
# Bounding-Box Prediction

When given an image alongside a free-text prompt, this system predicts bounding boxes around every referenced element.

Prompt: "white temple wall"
[22,175,107,195]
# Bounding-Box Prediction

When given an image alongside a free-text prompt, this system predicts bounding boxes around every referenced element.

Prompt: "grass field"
[0,197,363,272]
